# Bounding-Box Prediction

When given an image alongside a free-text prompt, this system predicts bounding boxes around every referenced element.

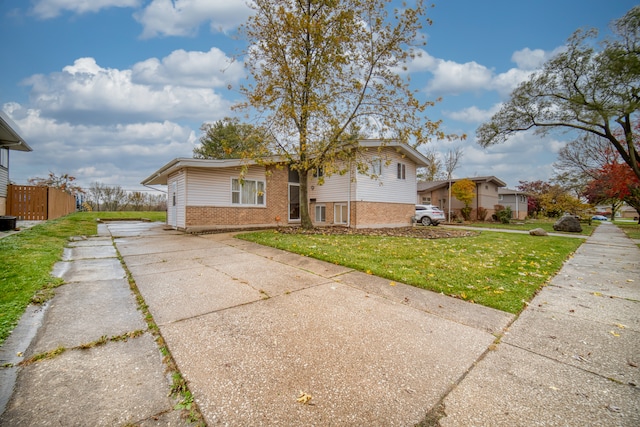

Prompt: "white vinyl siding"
[0,148,7,198]
[186,166,266,206]
[309,148,417,205]
[355,149,417,204]
[309,170,352,203]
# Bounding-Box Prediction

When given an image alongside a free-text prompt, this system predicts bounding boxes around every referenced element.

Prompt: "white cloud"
[30,0,141,19]
[511,46,565,70]
[23,57,233,125]
[489,67,534,97]
[445,104,502,124]
[426,58,493,95]
[132,47,243,88]
[134,0,251,38]
[4,104,196,189]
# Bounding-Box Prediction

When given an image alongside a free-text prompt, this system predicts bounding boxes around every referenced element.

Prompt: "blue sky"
[1,0,636,192]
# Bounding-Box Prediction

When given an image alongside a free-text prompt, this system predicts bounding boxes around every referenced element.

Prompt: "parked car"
[415,204,445,226]
[592,215,608,221]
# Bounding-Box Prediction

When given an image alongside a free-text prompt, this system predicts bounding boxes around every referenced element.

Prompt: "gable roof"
[142,140,430,186]
[0,112,32,152]
[417,176,507,192]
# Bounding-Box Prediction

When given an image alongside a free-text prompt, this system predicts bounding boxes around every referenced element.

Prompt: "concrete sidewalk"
[1,221,638,426]
[442,222,640,426]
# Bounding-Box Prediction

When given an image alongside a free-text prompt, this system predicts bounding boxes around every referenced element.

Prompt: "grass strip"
[0,211,165,346]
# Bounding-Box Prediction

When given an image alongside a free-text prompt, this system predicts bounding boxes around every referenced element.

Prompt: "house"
[141,140,429,231]
[497,188,528,220]
[416,176,508,221]
[0,112,32,216]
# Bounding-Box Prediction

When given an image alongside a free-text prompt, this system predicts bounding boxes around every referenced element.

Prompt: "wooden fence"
[7,185,77,220]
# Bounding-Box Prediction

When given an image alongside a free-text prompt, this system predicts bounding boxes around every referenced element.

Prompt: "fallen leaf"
[592,292,602,297]
[610,330,620,337]
[297,391,312,404]
[614,323,627,329]
[626,279,634,282]
[389,281,396,287]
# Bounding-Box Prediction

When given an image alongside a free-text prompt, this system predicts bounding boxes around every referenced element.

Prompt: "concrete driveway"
[111,221,512,426]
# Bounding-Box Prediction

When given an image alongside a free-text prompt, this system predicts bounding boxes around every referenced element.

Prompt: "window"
[371,157,382,175]
[288,168,300,183]
[0,148,7,168]
[315,205,326,222]
[334,203,348,224]
[397,163,406,180]
[313,167,324,178]
[498,194,504,201]
[231,179,265,205]
[421,196,431,204]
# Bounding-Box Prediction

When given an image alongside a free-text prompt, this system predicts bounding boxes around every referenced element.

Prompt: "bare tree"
[444,147,464,222]
[86,182,105,211]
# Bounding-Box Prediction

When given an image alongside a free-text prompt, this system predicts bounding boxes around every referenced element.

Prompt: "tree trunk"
[299,170,313,229]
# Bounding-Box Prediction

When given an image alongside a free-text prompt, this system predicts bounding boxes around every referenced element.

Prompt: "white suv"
[415,204,445,226]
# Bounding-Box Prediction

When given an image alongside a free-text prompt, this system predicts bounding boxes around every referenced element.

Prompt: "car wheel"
[421,216,432,226]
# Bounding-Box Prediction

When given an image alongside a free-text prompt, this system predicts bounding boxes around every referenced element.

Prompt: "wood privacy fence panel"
[7,185,76,220]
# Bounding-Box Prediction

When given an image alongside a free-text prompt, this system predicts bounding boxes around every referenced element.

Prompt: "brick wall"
[352,201,413,228]
[184,166,290,231]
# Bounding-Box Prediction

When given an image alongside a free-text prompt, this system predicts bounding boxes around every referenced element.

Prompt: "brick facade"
[351,201,413,228]
[184,166,290,231]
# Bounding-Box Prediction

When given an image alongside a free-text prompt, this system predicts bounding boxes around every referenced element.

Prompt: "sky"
[0,0,636,193]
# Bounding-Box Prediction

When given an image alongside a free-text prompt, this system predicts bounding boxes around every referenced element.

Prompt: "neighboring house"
[417,176,507,221]
[497,188,528,220]
[617,204,639,220]
[0,112,32,216]
[141,140,429,232]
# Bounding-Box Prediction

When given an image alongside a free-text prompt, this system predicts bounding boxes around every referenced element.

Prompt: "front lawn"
[615,221,640,241]
[0,211,166,345]
[237,230,583,314]
[451,219,595,236]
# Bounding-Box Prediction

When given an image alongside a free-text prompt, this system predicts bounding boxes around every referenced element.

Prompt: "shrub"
[461,206,473,221]
[495,205,512,224]
[477,207,488,221]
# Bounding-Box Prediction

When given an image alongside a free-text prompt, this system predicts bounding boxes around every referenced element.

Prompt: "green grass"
[454,219,596,235]
[0,211,166,345]
[615,220,640,243]
[237,230,583,314]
